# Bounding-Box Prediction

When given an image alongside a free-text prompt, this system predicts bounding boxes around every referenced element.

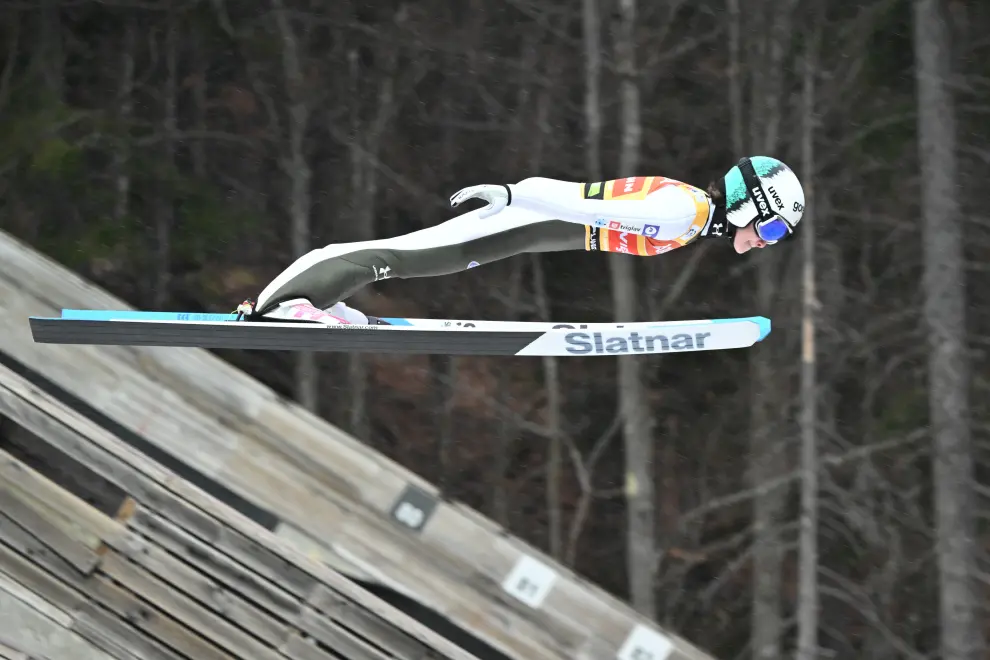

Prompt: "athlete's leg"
[254,207,583,313]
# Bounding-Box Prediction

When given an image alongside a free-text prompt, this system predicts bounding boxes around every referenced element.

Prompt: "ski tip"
[752,316,771,340]
[711,315,771,341]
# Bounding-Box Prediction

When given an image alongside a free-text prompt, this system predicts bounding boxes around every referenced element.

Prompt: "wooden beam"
[95,550,284,660]
[71,603,187,660]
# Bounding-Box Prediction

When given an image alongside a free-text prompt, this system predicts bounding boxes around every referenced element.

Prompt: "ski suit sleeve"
[507,176,707,241]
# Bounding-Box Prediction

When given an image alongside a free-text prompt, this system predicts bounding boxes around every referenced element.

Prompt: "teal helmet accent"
[723,156,805,233]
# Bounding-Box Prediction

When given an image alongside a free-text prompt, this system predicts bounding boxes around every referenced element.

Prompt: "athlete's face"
[733,223,769,254]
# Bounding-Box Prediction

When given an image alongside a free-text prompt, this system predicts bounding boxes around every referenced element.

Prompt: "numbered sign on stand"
[388,484,438,533]
[617,624,674,660]
[501,554,558,608]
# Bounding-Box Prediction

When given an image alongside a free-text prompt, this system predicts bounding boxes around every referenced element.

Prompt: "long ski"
[29,309,771,357]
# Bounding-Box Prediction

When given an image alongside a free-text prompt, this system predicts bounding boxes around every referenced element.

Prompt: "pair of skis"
[28,305,770,357]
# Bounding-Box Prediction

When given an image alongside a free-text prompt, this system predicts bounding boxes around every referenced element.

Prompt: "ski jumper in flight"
[244,156,806,325]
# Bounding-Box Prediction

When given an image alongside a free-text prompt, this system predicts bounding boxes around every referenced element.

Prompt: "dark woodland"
[1,0,988,658]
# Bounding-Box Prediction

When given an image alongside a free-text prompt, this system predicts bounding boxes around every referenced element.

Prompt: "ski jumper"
[254,176,717,315]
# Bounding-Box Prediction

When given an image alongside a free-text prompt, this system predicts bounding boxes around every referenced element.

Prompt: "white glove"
[449,184,511,219]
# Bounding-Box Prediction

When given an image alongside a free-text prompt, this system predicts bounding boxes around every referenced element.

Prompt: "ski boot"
[234,298,391,326]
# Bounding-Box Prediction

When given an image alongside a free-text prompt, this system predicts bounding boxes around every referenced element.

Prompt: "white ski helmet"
[723,156,805,241]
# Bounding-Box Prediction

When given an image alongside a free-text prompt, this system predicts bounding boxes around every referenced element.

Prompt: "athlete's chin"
[734,240,766,254]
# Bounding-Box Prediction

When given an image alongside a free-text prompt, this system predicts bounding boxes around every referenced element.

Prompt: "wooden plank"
[70,609,152,660]
[96,550,283,660]
[435,538,605,648]
[101,378,240,479]
[103,532,290,649]
[306,585,440,660]
[0,378,167,503]
[0,325,238,485]
[416,507,516,579]
[127,508,303,623]
[0,450,127,551]
[0,500,260,660]
[295,606,394,660]
[1,421,128,521]
[279,633,348,660]
[129,507,315,601]
[84,572,236,660]
[216,447,352,534]
[538,579,643,649]
[330,515,479,602]
[0,639,31,660]
[0,490,101,575]
[0,511,92,595]
[0,568,73,628]
[0,541,87,617]
[271,522,377,582]
[126,509,444,660]
[72,602,188,660]
[233,403,401,511]
[0,589,112,660]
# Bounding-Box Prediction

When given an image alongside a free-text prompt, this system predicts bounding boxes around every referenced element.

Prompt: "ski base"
[28,309,771,357]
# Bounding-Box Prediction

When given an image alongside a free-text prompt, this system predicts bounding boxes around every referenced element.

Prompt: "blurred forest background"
[0,0,988,658]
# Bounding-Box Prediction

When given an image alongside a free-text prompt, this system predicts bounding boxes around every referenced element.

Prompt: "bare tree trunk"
[913,2,981,658]
[112,18,135,225]
[346,48,370,439]
[345,18,402,438]
[725,5,783,653]
[796,18,821,660]
[39,0,63,101]
[273,0,316,410]
[521,42,565,561]
[490,54,565,554]
[726,0,743,161]
[0,14,21,137]
[491,259,524,526]
[153,2,177,309]
[532,254,563,559]
[749,278,784,660]
[745,1,796,656]
[610,0,656,618]
[432,354,457,491]
[582,0,602,181]
[189,21,208,179]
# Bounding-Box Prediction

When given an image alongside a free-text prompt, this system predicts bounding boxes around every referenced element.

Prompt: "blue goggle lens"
[756,217,790,242]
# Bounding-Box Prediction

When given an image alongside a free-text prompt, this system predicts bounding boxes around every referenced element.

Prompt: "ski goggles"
[737,157,794,244]
[753,215,792,243]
